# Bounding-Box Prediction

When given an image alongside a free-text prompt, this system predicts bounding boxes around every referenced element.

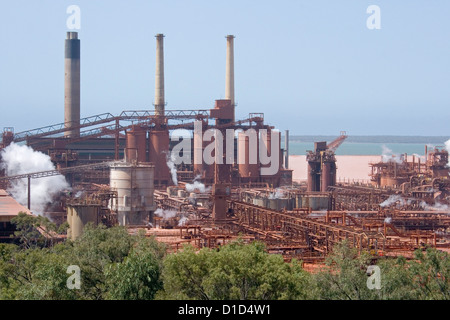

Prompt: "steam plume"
[380,195,405,208]
[268,188,285,199]
[166,152,178,185]
[0,143,70,214]
[154,208,177,220]
[381,145,403,164]
[185,175,210,193]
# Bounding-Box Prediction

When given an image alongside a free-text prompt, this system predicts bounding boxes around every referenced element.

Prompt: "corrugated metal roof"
[0,189,32,221]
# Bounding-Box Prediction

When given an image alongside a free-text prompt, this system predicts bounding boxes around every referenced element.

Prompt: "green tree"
[314,241,450,300]
[64,224,136,299]
[10,212,67,248]
[408,247,449,300]
[105,233,166,300]
[0,243,76,300]
[0,224,166,300]
[160,240,314,300]
[314,241,377,300]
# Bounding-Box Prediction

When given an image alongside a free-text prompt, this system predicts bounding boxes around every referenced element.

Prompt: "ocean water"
[285,142,440,156]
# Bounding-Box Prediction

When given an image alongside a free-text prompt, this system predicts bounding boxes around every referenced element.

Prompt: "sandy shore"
[289,155,382,183]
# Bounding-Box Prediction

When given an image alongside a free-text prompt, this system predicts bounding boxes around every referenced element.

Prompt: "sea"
[287,142,433,156]
[283,136,449,156]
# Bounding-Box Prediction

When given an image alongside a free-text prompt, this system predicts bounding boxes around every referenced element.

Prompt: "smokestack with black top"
[64,32,80,137]
[154,34,165,118]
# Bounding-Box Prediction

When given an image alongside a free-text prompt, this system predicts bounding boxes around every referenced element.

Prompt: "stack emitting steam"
[268,188,285,199]
[154,208,177,220]
[0,143,70,214]
[379,195,405,208]
[185,175,210,193]
[381,145,403,164]
[166,152,178,185]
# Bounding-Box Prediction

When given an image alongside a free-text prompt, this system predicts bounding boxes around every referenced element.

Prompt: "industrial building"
[0,31,449,264]
[0,189,32,242]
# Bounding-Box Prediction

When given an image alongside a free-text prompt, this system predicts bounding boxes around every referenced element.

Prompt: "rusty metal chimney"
[64,31,80,137]
[225,35,235,120]
[154,34,165,117]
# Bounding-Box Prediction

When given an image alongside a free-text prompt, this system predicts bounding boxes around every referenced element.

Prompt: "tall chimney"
[154,34,165,117]
[64,32,80,137]
[225,35,235,121]
[285,130,289,169]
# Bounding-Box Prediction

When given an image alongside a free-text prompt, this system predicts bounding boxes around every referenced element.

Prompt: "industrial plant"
[1,31,449,267]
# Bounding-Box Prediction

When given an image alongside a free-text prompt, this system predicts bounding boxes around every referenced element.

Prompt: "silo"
[67,204,100,240]
[149,130,171,185]
[125,125,147,163]
[110,162,156,226]
[253,197,266,207]
[238,130,259,180]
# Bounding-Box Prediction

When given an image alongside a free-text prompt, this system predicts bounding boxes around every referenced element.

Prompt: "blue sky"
[0,1,449,135]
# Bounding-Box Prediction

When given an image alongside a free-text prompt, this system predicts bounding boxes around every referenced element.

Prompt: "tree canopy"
[0,217,448,300]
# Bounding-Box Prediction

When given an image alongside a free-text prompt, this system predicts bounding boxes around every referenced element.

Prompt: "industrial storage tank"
[149,130,170,185]
[109,162,156,226]
[67,204,100,240]
[296,194,330,211]
[125,125,147,162]
[253,197,266,207]
[238,130,259,180]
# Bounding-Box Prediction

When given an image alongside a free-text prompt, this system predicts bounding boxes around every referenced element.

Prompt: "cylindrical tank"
[238,131,259,180]
[149,130,170,184]
[260,129,271,175]
[67,205,100,240]
[307,162,318,192]
[110,163,155,226]
[126,125,147,163]
[295,195,302,208]
[279,198,289,210]
[301,195,330,210]
[321,162,331,192]
[253,198,266,207]
[193,122,204,177]
[268,199,280,211]
[66,206,73,239]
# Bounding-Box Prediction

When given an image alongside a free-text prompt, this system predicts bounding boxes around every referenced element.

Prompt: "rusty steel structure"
[1,31,449,268]
[306,132,347,192]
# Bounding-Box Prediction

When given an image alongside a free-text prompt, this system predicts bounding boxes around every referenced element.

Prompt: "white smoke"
[0,143,70,215]
[154,208,177,220]
[185,175,211,193]
[445,139,450,167]
[420,201,449,211]
[166,152,178,185]
[178,216,188,226]
[380,195,405,208]
[186,181,210,193]
[381,145,403,164]
[74,191,84,198]
[268,188,285,199]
